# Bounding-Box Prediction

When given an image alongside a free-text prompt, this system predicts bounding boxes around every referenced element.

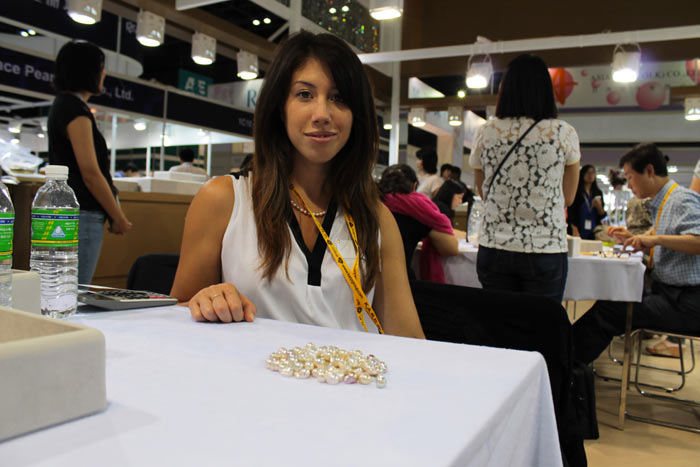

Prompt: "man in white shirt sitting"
[169,148,208,177]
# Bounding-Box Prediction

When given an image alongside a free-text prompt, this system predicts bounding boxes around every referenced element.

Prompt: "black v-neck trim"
[288,200,338,286]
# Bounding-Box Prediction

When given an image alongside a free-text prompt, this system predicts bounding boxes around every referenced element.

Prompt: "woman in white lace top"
[469,54,580,301]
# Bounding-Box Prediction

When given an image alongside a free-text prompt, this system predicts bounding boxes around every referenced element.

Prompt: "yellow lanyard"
[648,183,677,268]
[290,185,384,334]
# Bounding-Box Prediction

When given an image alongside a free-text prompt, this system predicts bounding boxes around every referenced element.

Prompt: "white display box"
[11,269,40,315]
[0,307,106,441]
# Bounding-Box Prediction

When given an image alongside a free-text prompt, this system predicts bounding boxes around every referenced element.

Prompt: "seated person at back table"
[573,143,700,364]
[378,164,459,283]
[170,32,424,339]
[170,148,208,177]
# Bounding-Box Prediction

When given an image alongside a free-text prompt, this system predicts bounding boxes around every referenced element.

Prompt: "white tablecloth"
[413,241,646,302]
[0,306,562,467]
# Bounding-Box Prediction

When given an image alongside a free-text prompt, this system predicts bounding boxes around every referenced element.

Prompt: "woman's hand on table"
[189,283,257,323]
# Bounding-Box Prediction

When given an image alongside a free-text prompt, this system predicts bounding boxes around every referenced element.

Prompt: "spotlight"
[66,0,102,25]
[329,7,337,14]
[612,44,641,83]
[27,29,37,35]
[263,17,271,24]
[136,10,165,47]
[409,107,426,128]
[342,6,350,12]
[466,55,492,89]
[447,106,463,127]
[383,122,393,130]
[36,132,45,139]
[457,90,466,99]
[10,138,19,145]
[133,120,147,131]
[192,32,216,65]
[369,0,403,20]
[8,121,21,134]
[237,51,258,80]
[20,31,29,38]
[685,98,700,121]
[252,19,261,26]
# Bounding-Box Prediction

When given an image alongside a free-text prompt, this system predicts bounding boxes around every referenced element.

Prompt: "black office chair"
[410,280,587,467]
[126,254,180,296]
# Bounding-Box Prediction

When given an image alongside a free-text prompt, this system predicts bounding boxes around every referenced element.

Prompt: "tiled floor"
[567,302,700,467]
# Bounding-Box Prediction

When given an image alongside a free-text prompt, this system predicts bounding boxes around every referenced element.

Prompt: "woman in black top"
[568,165,606,239]
[48,41,132,285]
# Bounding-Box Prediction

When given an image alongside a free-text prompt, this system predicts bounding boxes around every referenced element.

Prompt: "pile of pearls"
[266,343,387,388]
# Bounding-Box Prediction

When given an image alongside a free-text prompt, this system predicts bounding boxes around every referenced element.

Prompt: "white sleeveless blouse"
[221,175,378,332]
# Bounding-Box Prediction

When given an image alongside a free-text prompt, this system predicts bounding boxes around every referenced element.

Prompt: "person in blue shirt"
[568,165,606,239]
[573,143,700,363]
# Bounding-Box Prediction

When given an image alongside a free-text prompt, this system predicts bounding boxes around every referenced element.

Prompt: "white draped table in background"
[0,306,562,467]
[413,240,646,302]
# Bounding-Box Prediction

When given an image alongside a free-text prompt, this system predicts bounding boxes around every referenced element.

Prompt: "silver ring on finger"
[210,293,222,300]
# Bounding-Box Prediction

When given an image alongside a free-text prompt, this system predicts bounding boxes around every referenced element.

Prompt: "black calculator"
[78,286,178,310]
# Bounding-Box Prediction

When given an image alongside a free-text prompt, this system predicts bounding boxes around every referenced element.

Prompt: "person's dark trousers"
[477,246,568,302]
[411,280,587,467]
[573,281,700,365]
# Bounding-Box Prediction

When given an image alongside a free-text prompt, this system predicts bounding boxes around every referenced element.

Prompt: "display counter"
[92,191,192,288]
[8,183,192,289]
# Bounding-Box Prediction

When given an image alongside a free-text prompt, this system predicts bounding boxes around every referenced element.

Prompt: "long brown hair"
[252,32,380,289]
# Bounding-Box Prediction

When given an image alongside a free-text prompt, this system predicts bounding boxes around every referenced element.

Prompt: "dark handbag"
[572,361,599,440]
[484,119,541,201]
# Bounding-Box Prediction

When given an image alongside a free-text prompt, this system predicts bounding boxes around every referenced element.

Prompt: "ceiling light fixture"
[20,31,29,37]
[133,119,147,131]
[447,106,463,127]
[36,132,45,139]
[383,122,393,130]
[27,29,37,36]
[10,138,19,145]
[237,51,259,80]
[136,10,165,47]
[369,0,403,20]
[66,0,102,25]
[263,17,271,24]
[342,6,350,12]
[466,55,493,89]
[685,97,700,121]
[252,19,261,26]
[409,107,426,128]
[8,121,21,134]
[457,90,466,99]
[192,32,216,66]
[329,7,337,14]
[612,43,641,83]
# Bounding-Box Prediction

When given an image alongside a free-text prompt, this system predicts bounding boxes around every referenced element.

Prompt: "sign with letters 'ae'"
[178,69,212,97]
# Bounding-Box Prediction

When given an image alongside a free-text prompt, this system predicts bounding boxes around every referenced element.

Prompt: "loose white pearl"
[376,375,386,388]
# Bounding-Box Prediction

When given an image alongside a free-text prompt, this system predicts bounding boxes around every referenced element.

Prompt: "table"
[412,240,646,302]
[0,306,562,467]
[413,240,647,429]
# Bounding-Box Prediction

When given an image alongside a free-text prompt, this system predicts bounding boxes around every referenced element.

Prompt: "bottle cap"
[44,165,69,179]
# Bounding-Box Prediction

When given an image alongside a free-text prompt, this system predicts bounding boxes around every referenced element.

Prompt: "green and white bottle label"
[31,209,79,247]
[0,213,14,260]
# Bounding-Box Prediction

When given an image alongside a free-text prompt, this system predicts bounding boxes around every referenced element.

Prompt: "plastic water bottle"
[467,198,484,246]
[30,165,80,318]
[0,181,15,308]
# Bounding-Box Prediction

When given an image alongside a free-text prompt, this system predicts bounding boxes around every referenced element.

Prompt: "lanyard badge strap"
[290,185,384,334]
[648,183,677,269]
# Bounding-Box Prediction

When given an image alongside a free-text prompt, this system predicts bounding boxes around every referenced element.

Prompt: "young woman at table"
[171,32,424,338]
[469,54,580,301]
[378,164,459,283]
[568,164,606,239]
